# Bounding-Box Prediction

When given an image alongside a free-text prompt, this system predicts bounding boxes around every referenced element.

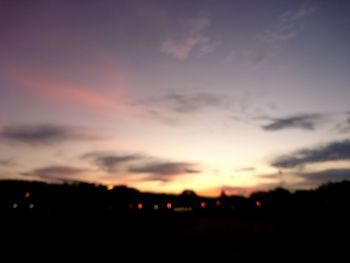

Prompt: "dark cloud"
[0,124,99,145]
[138,91,229,114]
[82,151,201,182]
[299,169,350,184]
[0,159,15,167]
[262,114,323,131]
[22,166,87,182]
[272,139,350,168]
[129,162,200,182]
[82,152,143,172]
[334,115,350,133]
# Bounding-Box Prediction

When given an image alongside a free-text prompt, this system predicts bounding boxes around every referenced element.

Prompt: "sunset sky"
[1,0,350,196]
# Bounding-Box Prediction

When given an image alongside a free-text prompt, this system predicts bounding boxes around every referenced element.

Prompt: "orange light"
[201,202,206,208]
[166,203,172,209]
[107,185,114,191]
[25,192,31,198]
[256,201,262,207]
[137,203,143,210]
[216,200,221,206]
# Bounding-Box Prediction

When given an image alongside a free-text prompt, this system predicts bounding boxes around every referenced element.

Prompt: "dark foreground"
[2,180,350,260]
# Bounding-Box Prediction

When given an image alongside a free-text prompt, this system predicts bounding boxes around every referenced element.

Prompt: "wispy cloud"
[262,113,324,131]
[129,161,200,182]
[271,139,350,168]
[333,112,350,133]
[299,169,350,184]
[161,14,219,60]
[0,159,15,167]
[259,5,319,44]
[22,166,88,182]
[10,71,121,110]
[199,41,222,54]
[235,167,255,172]
[249,4,319,65]
[0,124,100,146]
[82,151,200,182]
[82,152,144,173]
[137,91,230,114]
[279,6,319,22]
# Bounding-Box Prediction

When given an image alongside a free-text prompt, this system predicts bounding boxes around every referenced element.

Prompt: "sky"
[0,0,350,196]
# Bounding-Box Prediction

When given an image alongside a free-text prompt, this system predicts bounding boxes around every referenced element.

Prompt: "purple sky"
[1,0,350,196]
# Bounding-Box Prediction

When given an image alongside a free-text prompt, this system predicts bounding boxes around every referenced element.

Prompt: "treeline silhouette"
[2,180,350,261]
[1,179,350,222]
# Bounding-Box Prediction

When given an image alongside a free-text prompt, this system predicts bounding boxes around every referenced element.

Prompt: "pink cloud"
[9,71,126,111]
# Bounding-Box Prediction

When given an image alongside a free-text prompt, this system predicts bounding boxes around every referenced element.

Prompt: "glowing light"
[256,201,262,207]
[13,203,18,209]
[167,203,172,209]
[201,202,206,208]
[129,204,133,209]
[29,204,34,209]
[107,185,114,191]
[25,192,31,198]
[154,205,159,210]
[137,203,143,210]
[216,200,221,206]
[174,207,193,212]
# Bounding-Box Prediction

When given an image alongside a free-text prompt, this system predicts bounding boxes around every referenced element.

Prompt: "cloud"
[259,5,318,45]
[0,159,15,167]
[262,114,324,131]
[271,139,350,168]
[82,151,200,182]
[138,91,229,114]
[161,35,209,61]
[235,167,255,172]
[129,162,200,182]
[22,166,87,182]
[199,41,221,54]
[279,6,319,22]
[161,14,219,60]
[250,5,319,65]
[333,113,350,133]
[10,72,120,110]
[82,152,143,172]
[0,124,99,145]
[299,169,350,184]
